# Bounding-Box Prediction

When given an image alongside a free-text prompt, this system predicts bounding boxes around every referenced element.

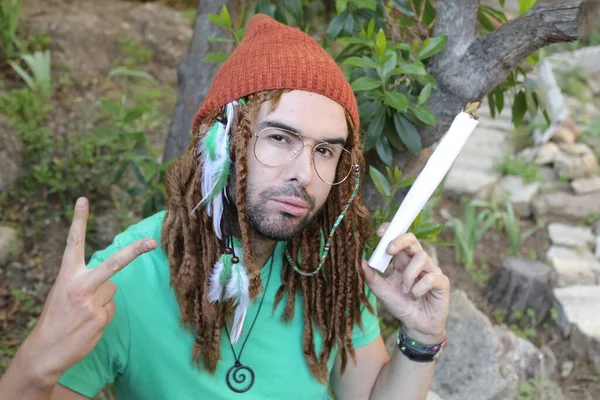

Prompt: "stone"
[596,236,600,260]
[540,345,558,377]
[535,142,559,165]
[554,143,598,179]
[431,290,540,400]
[548,223,595,249]
[0,226,22,266]
[553,285,600,336]
[493,176,540,217]
[426,392,443,400]
[553,285,600,371]
[547,246,600,286]
[550,120,581,144]
[571,175,600,194]
[532,191,600,223]
[0,116,23,192]
[560,361,574,378]
[517,147,537,163]
[444,169,501,199]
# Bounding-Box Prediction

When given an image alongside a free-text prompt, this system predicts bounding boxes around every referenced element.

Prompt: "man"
[0,14,450,399]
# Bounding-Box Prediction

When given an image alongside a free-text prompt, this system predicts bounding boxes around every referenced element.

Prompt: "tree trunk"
[487,257,558,325]
[163,0,244,162]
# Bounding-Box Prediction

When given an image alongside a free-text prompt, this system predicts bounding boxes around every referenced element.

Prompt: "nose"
[285,144,315,187]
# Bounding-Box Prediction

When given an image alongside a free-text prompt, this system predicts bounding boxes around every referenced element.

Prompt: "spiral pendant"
[226,361,255,393]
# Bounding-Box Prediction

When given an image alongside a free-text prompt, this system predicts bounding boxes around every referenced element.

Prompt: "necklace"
[222,255,274,393]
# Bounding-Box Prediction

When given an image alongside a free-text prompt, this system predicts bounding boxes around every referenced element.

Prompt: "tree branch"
[422,0,588,148]
[431,0,479,66]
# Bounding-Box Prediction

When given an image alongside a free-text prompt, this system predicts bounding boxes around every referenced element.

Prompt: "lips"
[270,197,309,216]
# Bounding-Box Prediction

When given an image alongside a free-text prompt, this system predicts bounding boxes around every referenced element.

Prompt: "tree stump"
[487,257,557,325]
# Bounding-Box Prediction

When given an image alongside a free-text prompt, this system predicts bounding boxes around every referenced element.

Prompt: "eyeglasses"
[253,127,353,185]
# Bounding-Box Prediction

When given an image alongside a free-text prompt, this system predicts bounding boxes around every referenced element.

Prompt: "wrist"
[400,325,446,345]
[14,337,62,391]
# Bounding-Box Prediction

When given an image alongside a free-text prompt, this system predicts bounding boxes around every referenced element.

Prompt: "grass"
[495,154,542,183]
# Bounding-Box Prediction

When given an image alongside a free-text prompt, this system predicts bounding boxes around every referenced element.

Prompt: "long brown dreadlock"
[162,90,373,384]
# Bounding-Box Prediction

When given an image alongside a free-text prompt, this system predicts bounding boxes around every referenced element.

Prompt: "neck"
[227,209,277,269]
[251,235,278,269]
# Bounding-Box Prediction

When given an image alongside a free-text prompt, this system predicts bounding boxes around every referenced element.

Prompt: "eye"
[315,146,335,158]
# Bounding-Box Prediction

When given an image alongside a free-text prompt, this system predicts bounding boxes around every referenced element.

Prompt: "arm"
[0,198,155,400]
[331,335,438,400]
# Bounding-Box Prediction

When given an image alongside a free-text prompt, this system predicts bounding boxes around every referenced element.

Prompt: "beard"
[245,184,320,241]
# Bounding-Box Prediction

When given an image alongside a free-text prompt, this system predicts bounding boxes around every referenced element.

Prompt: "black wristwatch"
[396,328,446,363]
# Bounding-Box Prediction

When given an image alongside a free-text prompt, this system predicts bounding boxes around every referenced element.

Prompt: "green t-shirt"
[58,211,380,399]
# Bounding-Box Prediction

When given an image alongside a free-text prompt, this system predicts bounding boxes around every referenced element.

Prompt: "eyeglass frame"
[252,127,354,186]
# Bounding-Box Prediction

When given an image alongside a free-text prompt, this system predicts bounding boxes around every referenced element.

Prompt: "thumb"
[361,259,387,298]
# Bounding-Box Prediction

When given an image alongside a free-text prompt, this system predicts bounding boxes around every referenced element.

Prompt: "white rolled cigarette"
[367,110,480,272]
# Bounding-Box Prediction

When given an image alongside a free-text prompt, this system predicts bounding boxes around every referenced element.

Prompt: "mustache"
[260,186,316,210]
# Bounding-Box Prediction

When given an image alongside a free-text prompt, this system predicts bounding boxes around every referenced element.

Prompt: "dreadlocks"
[162,89,372,384]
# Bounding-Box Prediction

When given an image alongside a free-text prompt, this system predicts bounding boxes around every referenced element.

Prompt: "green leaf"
[385,128,405,151]
[353,0,377,11]
[382,50,397,80]
[393,113,422,154]
[366,107,386,150]
[327,13,346,38]
[274,5,288,24]
[220,6,232,27]
[367,18,375,39]
[113,162,128,183]
[495,89,505,113]
[336,0,349,14]
[375,136,393,166]
[518,0,535,14]
[418,84,432,105]
[477,8,496,31]
[202,52,230,63]
[488,92,497,118]
[375,29,386,56]
[412,221,444,239]
[343,56,380,70]
[123,107,146,124]
[109,67,156,81]
[391,0,415,16]
[351,76,381,91]
[101,100,120,117]
[418,36,447,60]
[390,62,427,76]
[207,14,229,30]
[512,91,527,125]
[500,0,506,6]
[412,106,437,125]
[369,166,391,197]
[384,91,409,111]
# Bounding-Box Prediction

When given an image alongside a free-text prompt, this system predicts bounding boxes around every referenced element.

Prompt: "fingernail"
[401,284,409,294]
[144,240,155,251]
[76,197,86,209]
[387,244,396,253]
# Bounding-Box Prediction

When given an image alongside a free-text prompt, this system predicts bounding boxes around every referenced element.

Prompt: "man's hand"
[12,197,157,389]
[362,224,450,344]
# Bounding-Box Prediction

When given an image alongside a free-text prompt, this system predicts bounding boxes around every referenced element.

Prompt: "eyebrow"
[258,120,348,146]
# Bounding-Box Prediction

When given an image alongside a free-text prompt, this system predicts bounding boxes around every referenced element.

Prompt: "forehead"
[255,90,349,141]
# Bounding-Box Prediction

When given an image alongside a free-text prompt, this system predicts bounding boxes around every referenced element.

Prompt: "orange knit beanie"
[193,14,359,131]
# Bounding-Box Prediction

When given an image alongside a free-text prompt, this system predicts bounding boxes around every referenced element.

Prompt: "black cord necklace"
[222,255,274,393]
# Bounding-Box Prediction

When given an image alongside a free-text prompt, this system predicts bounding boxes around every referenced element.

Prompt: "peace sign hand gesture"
[362,226,450,344]
[19,197,156,384]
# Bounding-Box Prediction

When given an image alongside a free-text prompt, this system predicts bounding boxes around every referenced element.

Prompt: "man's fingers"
[86,239,157,290]
[361,260,388,299]
[386,232,423,257]
[410,273,450,299]
[61,197,89,270]
[93,281,117,307]
[401,251,439,293]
